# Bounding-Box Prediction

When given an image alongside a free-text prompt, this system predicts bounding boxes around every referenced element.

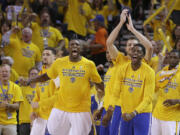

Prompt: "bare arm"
[106,9,128,60]
[126,15,153,62]
[7,102,20,111]
[56,40,65,51]
[89,44,104,51]
[28,73,50,84]
[95,82,104,92]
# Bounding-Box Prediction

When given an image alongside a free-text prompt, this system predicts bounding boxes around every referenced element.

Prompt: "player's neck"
[109,61,113,67]
[168,64,177,70]
[2,79,9,85]
[30,83,36,88]
[131,62,141,71]
[69,56,82,62]
[44,64,51,69]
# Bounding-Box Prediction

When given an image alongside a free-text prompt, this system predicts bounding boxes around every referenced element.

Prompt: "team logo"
[128,87,134,93]
[70,77,75,83]
[41,87,44,92]
[164,88,169,93]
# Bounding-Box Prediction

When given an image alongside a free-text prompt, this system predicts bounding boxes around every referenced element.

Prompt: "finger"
[163,103,170,107]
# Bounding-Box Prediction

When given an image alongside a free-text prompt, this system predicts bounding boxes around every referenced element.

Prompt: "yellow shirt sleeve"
[33,43,41,63]
[89,61,102,83]
[135,70,155,113]
[33,86,40,102]
[47,58,60,79]
[14,85,23,102]
[54,28,64,43]
[13,84,23,102]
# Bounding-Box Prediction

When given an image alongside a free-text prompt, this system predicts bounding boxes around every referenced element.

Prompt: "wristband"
[132,111,138,116]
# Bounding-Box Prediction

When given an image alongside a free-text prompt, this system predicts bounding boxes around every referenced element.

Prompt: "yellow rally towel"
[156,64,179,88]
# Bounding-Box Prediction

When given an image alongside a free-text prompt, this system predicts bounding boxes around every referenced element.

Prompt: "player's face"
[130,46,144,64]
[29,69,39,79]
[1,23,10,34]
[22,29,32,42]
[42,50,55,66]
[169,52,179,68]
[1,65,11,81]
[176,40,180,51]
[175,26,180,39]
[106,51,112,62]
[126,39,138,55]
[69,40,81,60]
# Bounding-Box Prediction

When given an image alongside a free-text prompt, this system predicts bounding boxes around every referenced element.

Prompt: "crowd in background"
[0,0,180,135]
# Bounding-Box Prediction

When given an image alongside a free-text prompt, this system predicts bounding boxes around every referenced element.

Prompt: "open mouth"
[131,56,138,61]
[72,50,78,57]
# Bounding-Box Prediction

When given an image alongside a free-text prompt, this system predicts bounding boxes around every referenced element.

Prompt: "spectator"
[1,56,19,83]
[2,27,41,77]
[0,64,23,135]
[19,67,39,135]
[89,15,108,66]
[31,8,65,53]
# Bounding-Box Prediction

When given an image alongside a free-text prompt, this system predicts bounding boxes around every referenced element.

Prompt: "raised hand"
[126,15,135,32]
[120,9,129,24]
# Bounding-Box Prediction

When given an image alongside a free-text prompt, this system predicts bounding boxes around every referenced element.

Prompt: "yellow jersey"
[153,66,180,121]
[103,64,118,110]
[10,68,19,83]
[47,56,102,112]
[19,86,36,124]
[31,22,64,53]
[8,38,41,77]
[33,80,57,120]
[0,81,23,125]
[149,56,159,73]
[64,0,92,36]
[113,62,155,114]
[3,33,19,58]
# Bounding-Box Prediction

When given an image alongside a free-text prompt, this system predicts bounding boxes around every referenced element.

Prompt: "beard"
[42,62,48,65]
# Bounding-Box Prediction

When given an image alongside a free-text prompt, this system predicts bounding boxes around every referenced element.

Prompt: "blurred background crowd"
[0,0,180,134]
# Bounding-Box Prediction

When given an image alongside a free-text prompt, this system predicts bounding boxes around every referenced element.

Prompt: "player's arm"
[126,15,153,62]
[1,26,20,47]
[28,73,50,84]
[6,102,20,111]
[106,9,128,60]
[163,99,180,107]
[94,82,104,92]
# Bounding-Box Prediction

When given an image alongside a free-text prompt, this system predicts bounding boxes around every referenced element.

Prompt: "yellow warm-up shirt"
[8,38,41,77]
[3,33,19,58]
[153,67,180,121]
[149,56,159,73]
[0,81,23,125]
[19,86,36,124]
[113,62,155,114]
[103,64,118,111]
[47,56,102,112]
[10,68,19,83]
[64,0,92,36]
[151,19,176,47]
[31,22,64,53]
[33,80,57,120]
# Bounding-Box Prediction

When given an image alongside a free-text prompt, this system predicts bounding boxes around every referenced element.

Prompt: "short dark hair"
[28,67,39,75]
[39,7,50,17]
[134,43,146,56]
[44,47,56,55]
[170,49,180,58]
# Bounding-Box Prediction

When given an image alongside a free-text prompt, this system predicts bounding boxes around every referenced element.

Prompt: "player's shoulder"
[81,57,96,65]
[142,62,155,74]
[9,81,21,89]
